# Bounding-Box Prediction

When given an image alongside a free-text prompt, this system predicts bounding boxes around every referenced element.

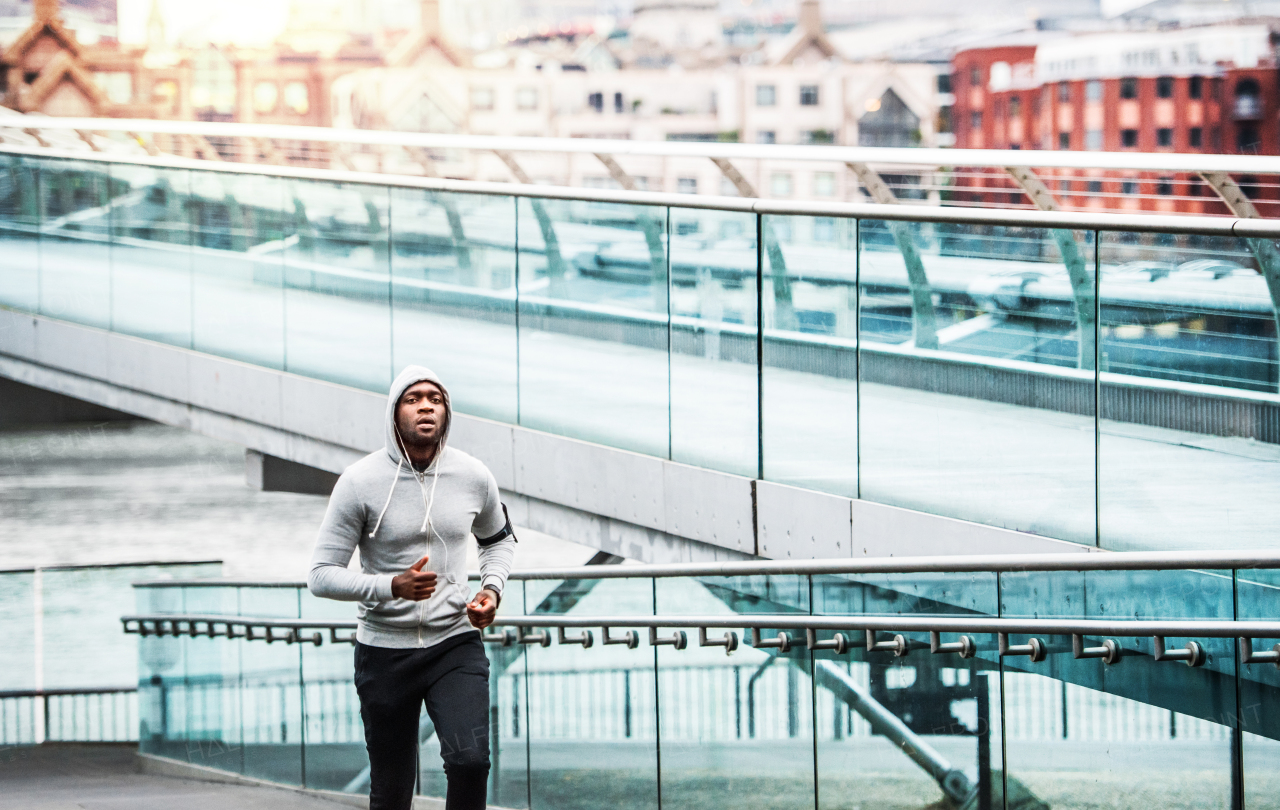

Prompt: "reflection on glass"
[189,170,288,368]
[1236,569,1280,808]
[761,214,857,494]
[1097,232,1280,550]
[1000,569,1237,809]
[283,180,391,392]
[37,158,112,328]
[524,576,656,810]
[392,189,517,422]
[814,572,1002,810]
[858,221,1097,543]
[669,208,759,476]
[657,574,811,810]
[0,154,40,311]
[517,198,669,457]
[237,586,303,785]
[109,165,193,347]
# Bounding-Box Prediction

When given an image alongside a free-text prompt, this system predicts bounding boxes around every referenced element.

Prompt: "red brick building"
[950,25,1280,215]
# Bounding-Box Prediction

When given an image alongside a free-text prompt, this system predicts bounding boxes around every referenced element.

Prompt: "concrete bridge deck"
[0,745,361,810]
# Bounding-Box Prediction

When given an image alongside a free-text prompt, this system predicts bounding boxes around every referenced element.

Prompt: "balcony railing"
[123,550,1280,809]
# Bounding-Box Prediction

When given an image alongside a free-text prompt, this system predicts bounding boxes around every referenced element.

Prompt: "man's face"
[396,381,446,448]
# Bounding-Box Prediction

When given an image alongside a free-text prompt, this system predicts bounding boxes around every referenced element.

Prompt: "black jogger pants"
[354,631,490,810]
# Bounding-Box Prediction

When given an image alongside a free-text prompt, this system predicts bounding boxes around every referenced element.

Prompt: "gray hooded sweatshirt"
[308,365,516,649]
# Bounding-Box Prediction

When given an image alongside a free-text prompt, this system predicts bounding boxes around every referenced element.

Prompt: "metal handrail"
[3,142,1279,237]
[0,687,137,699]
[128,548,1280,590]
[120,613,1280,669]
[11,117,1280,176]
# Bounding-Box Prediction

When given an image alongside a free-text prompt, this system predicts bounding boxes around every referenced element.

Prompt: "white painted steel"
[3,143,1278,236]
[12,117,1280,176]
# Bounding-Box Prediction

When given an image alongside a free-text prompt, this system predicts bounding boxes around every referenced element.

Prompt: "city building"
[951,22,1280,213]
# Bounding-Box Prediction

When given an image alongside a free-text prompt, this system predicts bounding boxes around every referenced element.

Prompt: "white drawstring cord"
[368,455,403,539]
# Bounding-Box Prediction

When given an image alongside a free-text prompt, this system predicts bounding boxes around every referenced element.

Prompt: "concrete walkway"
[0,744,357,810]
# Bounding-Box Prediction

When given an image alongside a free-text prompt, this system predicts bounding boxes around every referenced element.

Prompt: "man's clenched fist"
[391,556,437,601]
[466,588,500,629]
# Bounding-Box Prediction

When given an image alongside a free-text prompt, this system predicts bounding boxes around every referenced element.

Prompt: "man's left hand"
[466,588,500,629]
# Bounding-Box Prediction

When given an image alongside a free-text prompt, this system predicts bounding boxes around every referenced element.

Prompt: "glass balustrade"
[129,564,1280,809]
[2,154,1279,552]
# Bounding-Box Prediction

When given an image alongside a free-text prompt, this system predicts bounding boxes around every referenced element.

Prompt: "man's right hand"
[391,556,436,601]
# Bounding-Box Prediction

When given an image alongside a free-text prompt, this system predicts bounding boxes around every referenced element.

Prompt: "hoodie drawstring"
[368,455,403,539]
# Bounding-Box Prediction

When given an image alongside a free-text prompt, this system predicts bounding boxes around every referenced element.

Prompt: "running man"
[309,365,516,810]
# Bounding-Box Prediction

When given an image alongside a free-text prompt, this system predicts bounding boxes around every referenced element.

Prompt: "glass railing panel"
[1096,231,1280,551]
[0,570,37,745]
[237,585,304,786]
[189,169,289,369]
[390,189,518,422]
[812,572,1003,809]
[1000,569,1238,809]
[761,214,857,495]
[174,584,245,774]
[108,165,193,348]
[36,158,113,328]
[523,575,656,810]
[668,207,758,477]
[0,154,40,311]
[282,179,391,392]
[858,220,1098,544]
[1236,568,1280,805]
[516,198,670,458]
[656,574,812,810]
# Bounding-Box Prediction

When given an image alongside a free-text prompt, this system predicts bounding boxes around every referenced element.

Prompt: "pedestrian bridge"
[2,127,1280,563]
[3,123,1280,810]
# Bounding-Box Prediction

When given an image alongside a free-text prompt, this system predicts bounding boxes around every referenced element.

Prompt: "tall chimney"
[421,0,440,36]
[34,0,61,24]
[798,0,822,35]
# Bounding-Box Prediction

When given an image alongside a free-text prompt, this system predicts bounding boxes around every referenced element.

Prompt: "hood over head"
[384,365,452,466]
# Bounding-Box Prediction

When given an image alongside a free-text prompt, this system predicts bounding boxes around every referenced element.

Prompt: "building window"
[1238,124,1262,152]
[1085,129,1103,150]
[614,92,624,113]
[677,177,698,194]
[803,129,835,144]
[516,87,538,110]
[1121,129,1138,148]
[1058,131,1070,149]
[1156,128,1173,147]
[970,111,982,129]
[1189,127,1203,148]
[1057,81,1070,102]
[252,81,278,114]
[470,86,494,110]
[771,172,793,196]
[937,74,952,93]
[756,130,776,144]
[1009,95,1021,117]
[284,81,309,115]
[152,79,178,112]
[588,92,603,113]
[1086,80,1103,101]
[1058,179,1073,193]
[1189,76,1203,99]
[1157,176,1174,195]
[969,66,981,86]
[799,85,820,106]
[1121,179,1138,195]
[756,84,776,106]
[1157,76,1174,98]
[1087,179,1103,194]
[813,171,836,197]
[1120,78,1138,99]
